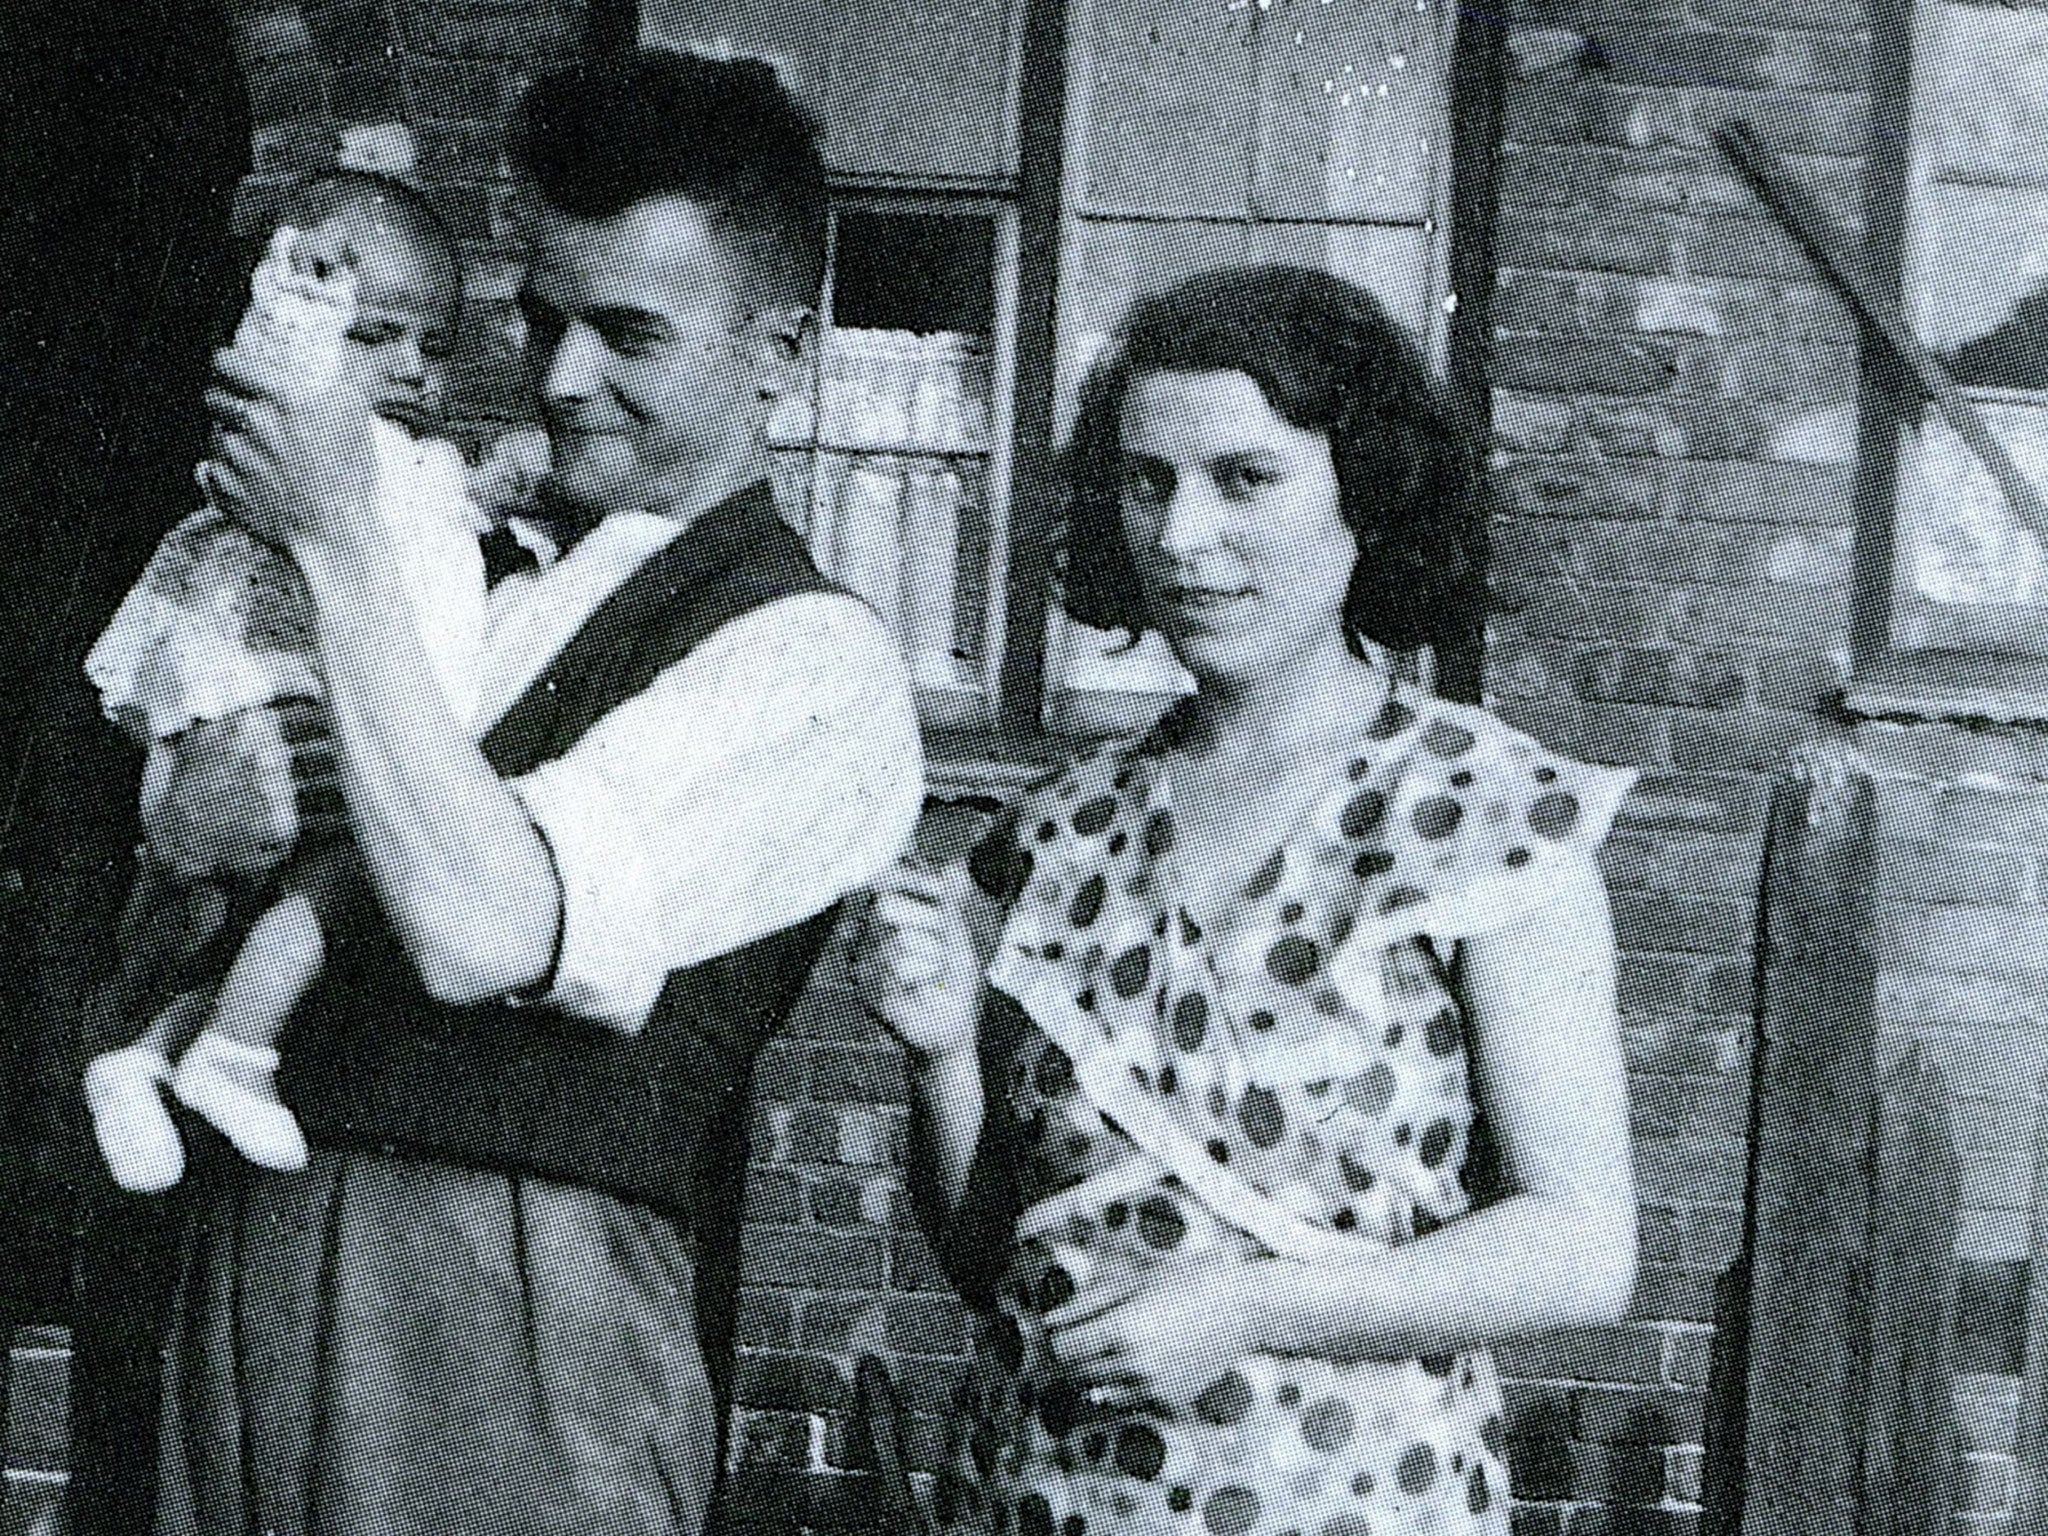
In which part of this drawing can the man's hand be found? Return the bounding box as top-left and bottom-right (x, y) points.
(202, 223), (378, 555)
(204, 351), (377, 553)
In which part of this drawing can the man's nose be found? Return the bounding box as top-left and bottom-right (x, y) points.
(387, 337), (428, 388)
(540, 322), (606, 404)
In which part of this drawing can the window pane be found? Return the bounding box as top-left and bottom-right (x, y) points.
(1910, 185), (2048, 389)
(641, 0), (1021, 182)
(1073, 0), (1261, 216)
(773, 205), (1013, 727)
(1897, 392), (2048, 615)
(1895, 0), (2048, 646)
(1250, 0), (1453, 222)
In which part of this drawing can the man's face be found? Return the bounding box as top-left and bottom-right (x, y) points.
(519, 197), (798, 518)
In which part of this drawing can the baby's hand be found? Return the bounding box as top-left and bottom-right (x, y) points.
(467, 428), (552, 519)
(232, 227), (358, 387)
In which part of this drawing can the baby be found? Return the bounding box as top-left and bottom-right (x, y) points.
(81, 170), (544, 1193)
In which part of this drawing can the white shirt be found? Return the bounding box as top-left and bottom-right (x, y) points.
(474, 507), (924, 1033)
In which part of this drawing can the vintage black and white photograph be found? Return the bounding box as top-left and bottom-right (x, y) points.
(0, 0), (2038, 1531)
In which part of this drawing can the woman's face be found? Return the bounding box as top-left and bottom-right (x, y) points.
(1118, 368), (1358, 688)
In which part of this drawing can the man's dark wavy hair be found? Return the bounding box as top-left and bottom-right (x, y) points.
(512, 47), (828, 306)
(1059, 264), (1487, 659)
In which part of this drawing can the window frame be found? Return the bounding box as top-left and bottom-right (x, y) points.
(1847, 0), (2048, 719)
(619, 0), (1507, 776)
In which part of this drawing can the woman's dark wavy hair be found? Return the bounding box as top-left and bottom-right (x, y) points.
(1058, 264), (1487, 659)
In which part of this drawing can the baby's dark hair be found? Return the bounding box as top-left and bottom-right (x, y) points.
(512, 47), (827, 306)
(1059, 264), (1488, 659)
(275, 169), (461, 286)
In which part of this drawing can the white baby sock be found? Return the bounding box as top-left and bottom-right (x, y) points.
(83, 1045), (185, 1194)
(173, 1030), (309, 1173)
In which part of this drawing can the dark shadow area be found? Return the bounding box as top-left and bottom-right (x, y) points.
(0, 3), (252, 1532)
(1948, 288), (2048, 391)
(1507, 1390), (1577, 1504)
(1954, 1257), (2027, 1377)
(1604, 1403), (1677, 1536)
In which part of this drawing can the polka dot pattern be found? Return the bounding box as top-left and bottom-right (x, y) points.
(939, 685), (1632, 1536)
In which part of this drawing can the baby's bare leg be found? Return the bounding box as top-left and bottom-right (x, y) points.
(208, 888), (325, 1049)
(207, 841), (352, 1047)
(171, 847), (351, 1173)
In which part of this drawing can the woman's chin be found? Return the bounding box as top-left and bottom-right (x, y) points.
(1158, 628), (1260, 690)
(1159, 623), (1367, 698)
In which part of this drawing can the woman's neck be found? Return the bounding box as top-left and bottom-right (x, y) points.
(1183, 639), (1391, 759)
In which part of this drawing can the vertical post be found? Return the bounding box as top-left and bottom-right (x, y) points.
(1739, 768), (1882, 1536)
(2012, 1073), (2048, 1534)
(992, 0), (1070, 739)
(1862, 1046), (1962, 1536)
(1435, 0), (1505, 709)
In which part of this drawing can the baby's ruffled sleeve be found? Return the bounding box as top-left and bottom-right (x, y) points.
(86, 511), (321, 742)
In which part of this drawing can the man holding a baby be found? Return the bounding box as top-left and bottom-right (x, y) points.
(145, 46), (922, 1535)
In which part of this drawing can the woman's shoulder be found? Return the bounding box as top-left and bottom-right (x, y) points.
(1387, 690), (1637, 849)
(967, 724), (1163, 904)
(1385, 681), (1609, 762)
(1319, 687), (1639, 944)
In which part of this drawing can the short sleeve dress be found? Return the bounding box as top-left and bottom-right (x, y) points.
(934, 683), (1636, 1536)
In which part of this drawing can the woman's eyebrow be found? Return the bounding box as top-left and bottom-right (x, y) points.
(584, 305), (673, 337)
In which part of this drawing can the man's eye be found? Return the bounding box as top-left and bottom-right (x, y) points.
(605, 328), (661, 359)
(347, 322), (400, 346)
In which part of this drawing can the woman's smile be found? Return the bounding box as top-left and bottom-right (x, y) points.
(1162, 581), (1258, 620)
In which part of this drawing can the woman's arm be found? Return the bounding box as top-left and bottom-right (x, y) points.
(858, 859), (1011, 1233)
(1048, 855), (1637, 1393)
(903, 1034), (986, 1223)
(1260, 854), (1637, 1357)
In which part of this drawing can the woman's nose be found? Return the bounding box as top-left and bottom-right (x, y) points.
(1157, 482), (1226, 557)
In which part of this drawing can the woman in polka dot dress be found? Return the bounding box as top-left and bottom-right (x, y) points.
(856, 266), (1639, 1536)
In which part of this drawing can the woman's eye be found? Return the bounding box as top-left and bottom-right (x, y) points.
(1219, 463), (1274, 497)
(1120, 465), (1171, 504)
(347, 323), (400, 346)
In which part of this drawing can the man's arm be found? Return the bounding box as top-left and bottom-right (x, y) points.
(205, 349), (561, 1004)
(205, 347), (923, 1020)
(294, 529), (563, 1003)
(510, 591), (924, 1030)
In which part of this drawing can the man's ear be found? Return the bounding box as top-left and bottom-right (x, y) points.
(747, 303), (817, 402)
